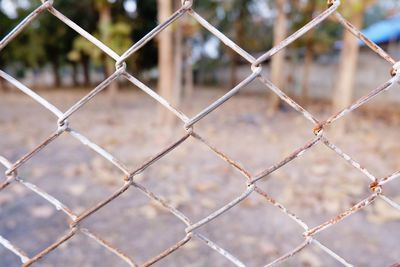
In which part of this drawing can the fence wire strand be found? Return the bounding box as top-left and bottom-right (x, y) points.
(1, 0), (399, 266)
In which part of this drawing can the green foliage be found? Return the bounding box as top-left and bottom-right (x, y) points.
(0, 0), (157, 81)
(108, 22), (133, 54)
(0, 0), (393, 84)
(68, 36), (101, 63)
(0, 6), (46, 72)
(192, 0), (273, 73)
(68, 22), (132, 64)
(288, 0), (341, 55)
(339, 0), (375, 17)
(128, 0), (157, 72)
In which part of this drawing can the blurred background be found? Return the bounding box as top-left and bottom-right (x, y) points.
(1, 0), (400, 266)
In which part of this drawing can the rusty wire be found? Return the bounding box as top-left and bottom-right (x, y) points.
(1, 0), (400, 266)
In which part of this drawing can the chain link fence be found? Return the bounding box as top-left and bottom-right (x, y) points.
(1, 0), (400, 266)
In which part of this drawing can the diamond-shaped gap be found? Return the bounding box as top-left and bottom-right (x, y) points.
(122, 9), (256, 117)
(0, 79), (60, 163)
(192, 192), (306, 266)
(314, 197), (400, 266)
(15, 132), (127, 215)
(79, 182), (188, 265)
(192, 78), (317, 174)
(255, 141), (372, 227)
(66, 81), (190, 170)
(258, 7), (394, 107)
(32, 231), (129, 267)
(323, 77), (400, 179)
(136, 136), (247, 222)
(0, 165), (69, 266)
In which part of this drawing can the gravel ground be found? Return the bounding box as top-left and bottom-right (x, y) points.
(1, 87), (400, 267)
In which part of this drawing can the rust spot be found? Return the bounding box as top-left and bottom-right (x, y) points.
(390, 67), (397, 77)
(369, 180), (380, 192)
(312, 124), (323, 135)
(327, 0), (335, 8)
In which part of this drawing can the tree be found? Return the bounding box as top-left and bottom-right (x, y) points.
(214, 0), (256, 88)
(157, 0), (177, 125)
(332, 0), (375, 133)
(41, 14), (69, 88)
(0, 5), (47, 88)
(2, 0), (156, 91)
(182, 24), (195, 98)
(97, 0), (119, 94)
(67, 0), (132, 89)
(63, 0), (98, 87)
(68, 36), (97, 87)
(0, 9), (13, 91)
(288, 0), (340, 105)
(194, 0), (269, 89)
(128, 0), (158, 75)
(299, 0), (317, 105)
(269, 0), (288, 113)
(173, 1), (183, 106)
(229, 0), (248, 88)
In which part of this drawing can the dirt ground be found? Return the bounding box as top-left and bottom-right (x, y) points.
(1, 87), (400, 267)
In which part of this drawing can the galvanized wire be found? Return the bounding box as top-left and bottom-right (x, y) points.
(1, 0), (400, 266)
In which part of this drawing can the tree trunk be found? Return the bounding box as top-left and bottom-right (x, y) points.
(0, 77), (7, 92)
(173, 5), (183, 106)
(51, 57), (61, 88)
(184, 39), (194, 98)
(157, 0), (176, 126)
(99, 4), (118, 95)
(71, 62), (79, 87)
(229, 50), (238, 88)
(81, 55), (91, 87)
(300, 0), (316, 106)
(301, 44), (313, 105)
(106, 58), (118, 95)
(229, 0), (246, 89)
(269, 0), (287, 114)
(102, 54), (109, 78)
(332, 3), (365, 134)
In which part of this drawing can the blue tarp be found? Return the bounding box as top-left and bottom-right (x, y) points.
(360, 14), (400, 45)
(335, 14), (400, 49)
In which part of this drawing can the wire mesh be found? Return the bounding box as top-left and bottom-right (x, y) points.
(1, 0), (400, 266)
